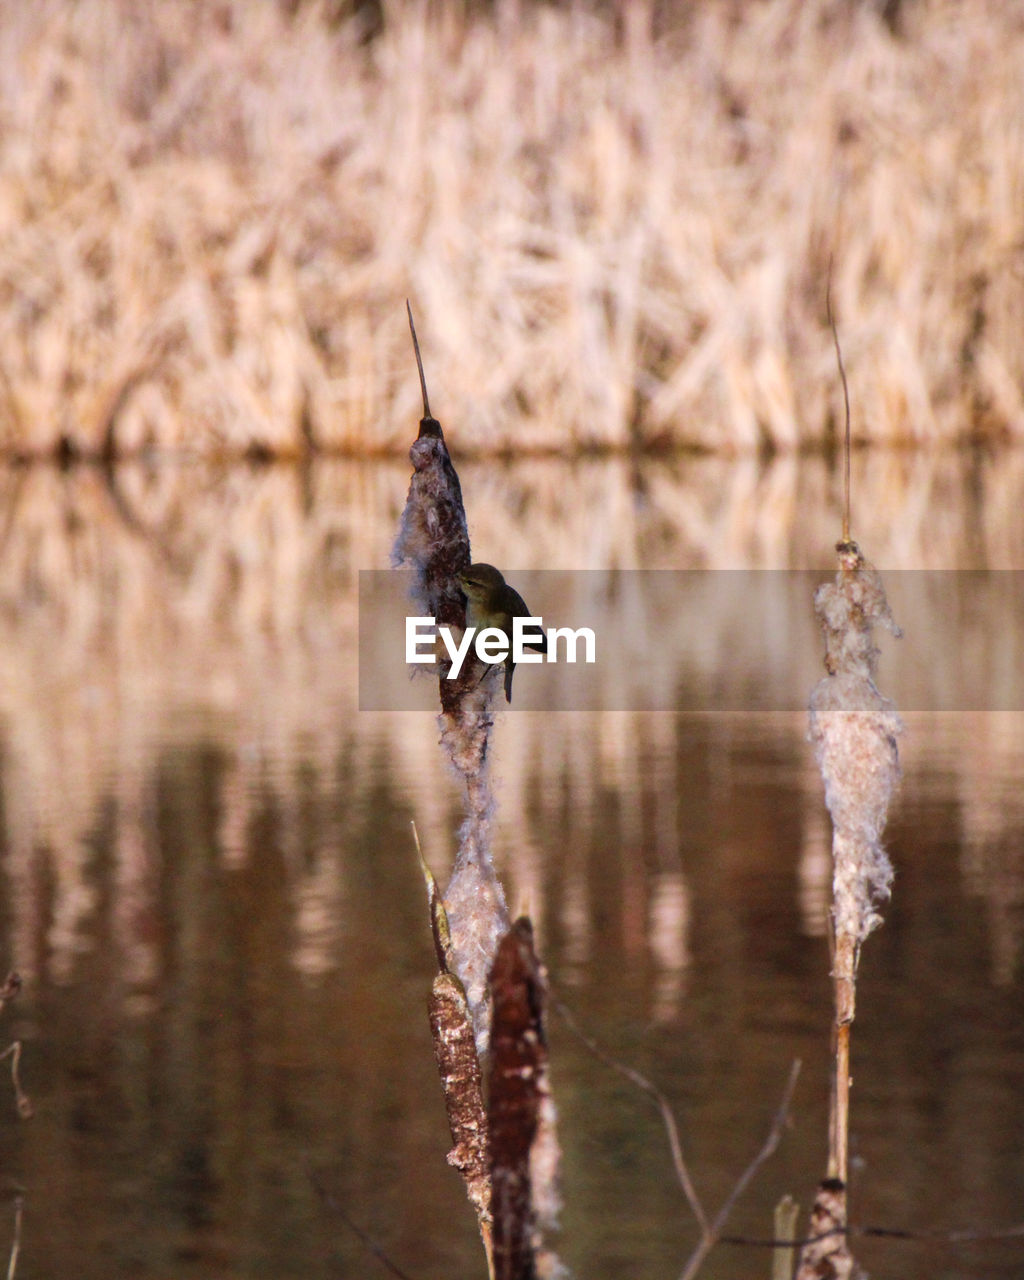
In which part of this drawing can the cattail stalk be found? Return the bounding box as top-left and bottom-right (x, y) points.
(798, 538), (901, 1279)
(394, 307), (510, 1053)
(397, 315), (561, 1279)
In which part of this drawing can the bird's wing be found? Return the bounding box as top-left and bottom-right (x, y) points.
(508, 588), (547, 652)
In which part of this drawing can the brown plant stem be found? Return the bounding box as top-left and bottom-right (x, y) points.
(828, 925), (858, 1186)
(831, 1007), (851, 1188)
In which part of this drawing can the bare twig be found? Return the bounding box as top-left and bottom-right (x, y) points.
(711, 1060), (801, 1232)
(677, 1060), (801, 1280)
(0, 1044), (31, 1119)
(5, 1197), (21, 1280)
(551, 994), (709, 1235)
(878, 1222), (1024, 1243)
(722, 1219), (1024, 1248)
(0, 974), (30, 1121)
(307, 1167), (416, 1280)
(555, 989), (802, 1280)
(862, 1221), (1024, 1243)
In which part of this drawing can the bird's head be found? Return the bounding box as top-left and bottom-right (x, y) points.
(458, 562), (507, 605)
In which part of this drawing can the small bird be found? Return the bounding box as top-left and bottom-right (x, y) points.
(458, 563), (547, 703)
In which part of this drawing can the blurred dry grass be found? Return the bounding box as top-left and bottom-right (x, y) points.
(0, 0), (1022, 456)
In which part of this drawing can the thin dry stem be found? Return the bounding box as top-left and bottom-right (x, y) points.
(0, 1043), (31, 1119)
(5, 1197), (21, 1280)
(407, 302), (432, 421)
(551, 994), (709, 1236)
(677, 1059), (802, 1280)
(555, 990), (802, 1275)
(831, 1020), (851, 1187)
(308, 1170), (416, 1280)
(721, 1215), (1024, 1250)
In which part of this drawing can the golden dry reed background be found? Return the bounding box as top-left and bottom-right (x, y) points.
(0, 0), (1021, 457)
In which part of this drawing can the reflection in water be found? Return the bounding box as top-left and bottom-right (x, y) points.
(647, 872), (692, 1023)
(955, 714), (1024, 987)
(0, 456), (1021, 1277)
(797, 806), (832, 940)
(363, 566), (1024, 712)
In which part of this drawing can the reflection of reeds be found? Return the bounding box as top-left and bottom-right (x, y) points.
(0, 456), (1022, 996)
(0, 1), (1022, 454)
(2, 455), (1023, 1275)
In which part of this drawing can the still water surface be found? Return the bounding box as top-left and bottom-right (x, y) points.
(0, 456), (1021, 1279)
